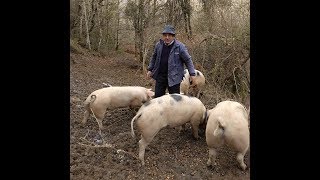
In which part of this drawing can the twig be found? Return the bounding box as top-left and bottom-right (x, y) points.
(78, 128), (138, 160)
(79, 129), (96, 146)
(98, 129), (106, 145)
(79, 137), (96, 146)
(79, 128), (106, 146)
(242, 80), (250, 93)
(89, 107), (107, 145)
(78, 142), (113, 148)
(221, 53), (233, 63)
(115, 149), (139, 160)
(233, 67), (240, 97)
(77, 142), (139, 160)
(83, 129), (90, 139)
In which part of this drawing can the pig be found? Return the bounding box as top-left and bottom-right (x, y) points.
(82, 86), (155, 130)
(130, 94), (207, 165)
(180, 69), (206, 98)
(206, 100), (249, 170)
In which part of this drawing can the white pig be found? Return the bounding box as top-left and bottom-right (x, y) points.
(206, 100), (249, 170)
(82, 86), (155, 130)
(131, 94), (207, 165)
(180, 69), (205, 98)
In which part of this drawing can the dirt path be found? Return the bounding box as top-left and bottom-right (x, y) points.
(70, 52), (250, 179)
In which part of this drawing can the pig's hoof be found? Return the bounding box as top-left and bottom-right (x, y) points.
(240, 164), (247, 171)
(207, 160), (217, 167)
(206, 160), (212, 167)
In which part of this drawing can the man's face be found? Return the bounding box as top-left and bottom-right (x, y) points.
(162, 33), (174, 44)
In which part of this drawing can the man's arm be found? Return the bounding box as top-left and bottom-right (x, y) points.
(180, 43), (196, 76)
(147, 43), (158, 71)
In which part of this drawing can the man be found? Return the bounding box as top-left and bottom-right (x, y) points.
(147, 25), (197, 98)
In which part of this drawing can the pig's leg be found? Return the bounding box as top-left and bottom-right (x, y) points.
(138, 127), (160, 166)
(96, 118), (103, 130)
(190, 122), (200, 139)
(91, 107), (106, 130)
(129, 98), (142, 113)
(206, 148), (217, 167)
(234, 133), (249, 170)
(185, 89), (189, 96)
(129, 106), (139, 114)
(94, 113), (105, 143)
(237, 152), (247, 170)
(176, 124), (186, 133)
(196, 90), (201, 98)
(82, 109), (90, 124)
(138, 137), (149, 166)
(181, 124), (186, 130)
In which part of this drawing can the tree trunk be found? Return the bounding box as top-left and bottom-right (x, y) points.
(152, 0), (156, 26)
(202, 0), (213, 32)
(83, 0), (91, 50)
(89, 0), (97, 33)
(138, 31), (144, 63)
(105, 0), (109, 46)
(97, 0), (102, 51)
(138, 0), (145, 63)
(167, 0), (173, 25)
(78, 0), (84, 40)
(187, 12), (192, 36)
(115, 0), (120, 51)
(79, 7), (83, 39)
(142, 45), (149, 74)
(183, 13), (188, 35)
(134, 33), (138, 58)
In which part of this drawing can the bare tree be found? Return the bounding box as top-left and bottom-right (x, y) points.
(97, 0), (103, 50)
(79, 2), (84, 39)
(125, 0), (152, 62)
(83, 0), (91, 50)
(115, 0), (120, 50)
(179, 0), (192, 38)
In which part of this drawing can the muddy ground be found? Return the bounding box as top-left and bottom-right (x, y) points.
(70, 51), (250, 179)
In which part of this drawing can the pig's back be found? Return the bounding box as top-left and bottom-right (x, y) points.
(143, 94), (205, 126)
(210, 101), (249, 139)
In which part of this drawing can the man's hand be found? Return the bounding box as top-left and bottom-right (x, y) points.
(146, 71), (152, 79)
(189, 75), (197, 87)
